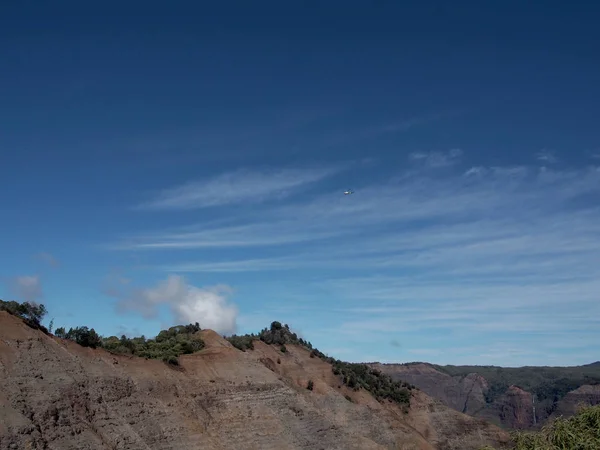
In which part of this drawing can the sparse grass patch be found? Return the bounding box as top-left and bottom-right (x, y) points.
(481, 405), (600, 449)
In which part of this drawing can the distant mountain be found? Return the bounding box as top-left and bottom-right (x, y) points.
(582, 361), (600, 368)
(368, 361), (600, 430)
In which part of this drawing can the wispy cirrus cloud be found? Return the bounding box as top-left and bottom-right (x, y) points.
(409, 148), (463, 168)
(135, 165), (348, 211)
(363, 113), (453, 136)
(121, 163), (600, 270)
(111, 157), (600, 365)
(536, 149), (558, 164)
(161, 257), (299, 273)
(319, 112), (456, 148)
(113, 221), (343, 251)
(300, 271), (600, 366)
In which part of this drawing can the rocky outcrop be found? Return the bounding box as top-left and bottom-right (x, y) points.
(553, 384), (600, 418)
(369, 363), (489, 416)
(487, 386), (534, 429)
(0, 312), (510, 450)
(372, 363), (600, 431)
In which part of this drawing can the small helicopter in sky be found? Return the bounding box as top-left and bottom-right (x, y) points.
(343, 189), (354, 195)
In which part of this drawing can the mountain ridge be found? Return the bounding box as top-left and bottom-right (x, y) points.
(369, 361), (600, 430)
(0, 311), (510, 450)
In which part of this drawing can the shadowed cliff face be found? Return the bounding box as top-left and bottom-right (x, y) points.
(0, 312), (509, 450)
(483, 386), (534, 430)
(552, 385), (600, 418)
(367, 364), (490, 417)
(370, 363), (600, 430)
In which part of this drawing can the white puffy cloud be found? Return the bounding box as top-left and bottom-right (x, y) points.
(110, 275), (238, 335)
(11, 275), (43, 303)
(34, 252), (60, 268)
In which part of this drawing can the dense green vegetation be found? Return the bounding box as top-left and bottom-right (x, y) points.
(61, 323), (206, 365)
(226, 333), (256, 351)
(0, 299), (48, 332)
(1, 300), (205, 365)
(481, 405), (600, 450)
(226, 321), (413, 407)
(429, 363), (600, 406)
(332, 360), (413, 405)
(257, 321), (313, 348)
(54, 325), (103, 348)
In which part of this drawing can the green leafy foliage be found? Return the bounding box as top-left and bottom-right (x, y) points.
(255, 321), (311, 347)
(0, 299), (48, 332)
(101, 324), (205, 362)
(54, 326), (67, 338)
(60, 326), (103, 348)
(28, 305), (207, 364)
(482, 405), (600, 450)
(226, 333), (256, 351)
(332, 361), (412, 405)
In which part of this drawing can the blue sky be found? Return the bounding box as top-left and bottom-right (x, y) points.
(1, 1), (599, 367)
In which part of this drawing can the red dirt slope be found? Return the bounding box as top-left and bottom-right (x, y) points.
(0, 312), (509, 450)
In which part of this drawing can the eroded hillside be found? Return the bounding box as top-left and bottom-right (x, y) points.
(0, 312), (510, 450)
